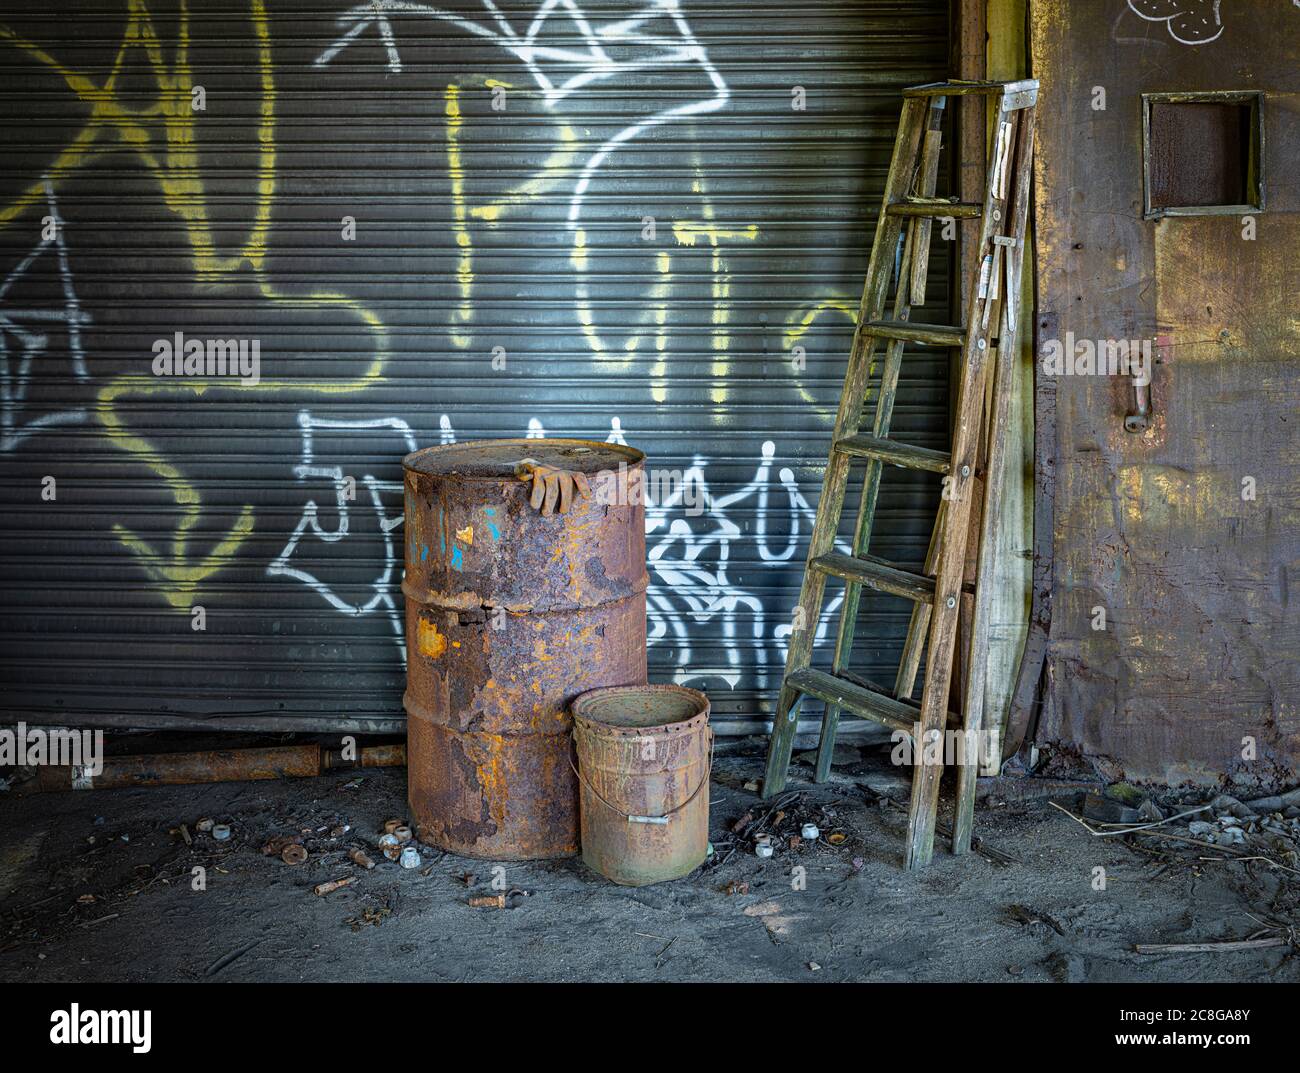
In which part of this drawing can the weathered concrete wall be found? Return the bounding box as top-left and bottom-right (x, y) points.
(1032, 2), (1300, 788)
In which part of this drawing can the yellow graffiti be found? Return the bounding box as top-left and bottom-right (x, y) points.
(570, 227), (601, 351)
(671, 220), (760, 249)
(609, 210), (759, 400)
(469, 126), (579, 221)
(469, 90), (577, 223)
(0, 0), (389, 608)
(442, 79), (581, 349)
(641, 247), (672, 400)
(562, 156), (761, 396)
(784, 297), (858, 349)
(676, 210), (759, 377)
(438, 96), (757, 377)
(97, 377), (257, 606)
(784, 297), (859, 406)
(444, 84), (474, 347)
(677, 198), (757, 402)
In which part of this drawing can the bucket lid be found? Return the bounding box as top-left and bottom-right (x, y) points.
(405, 438), (643, 479)
(572, 684), (710, 734)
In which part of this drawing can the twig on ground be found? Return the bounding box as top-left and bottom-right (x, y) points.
(1048, 799), (1212, 837)
(1135, 936), (1289, 954)
(1049, 799), (1100, 832)
(1137, 831), (1300, 876)
(1088, 804), (1213, 836)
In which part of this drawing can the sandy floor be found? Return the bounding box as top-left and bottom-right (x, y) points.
(2, 745), (1296, 983)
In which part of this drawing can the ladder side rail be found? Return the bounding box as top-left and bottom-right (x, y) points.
(902, 100), (1021, 869)
(762, 97), (929, 798)
(951, 102), (1038, 854)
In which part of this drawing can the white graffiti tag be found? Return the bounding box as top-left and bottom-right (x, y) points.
(268, 410), (425, 656)
(0, 180), (92, 452)
(275, 414), (847, 696)
(1126, 1), (1224, 45)
(646, 439), (848, 691)
(314, 0), (728, 228)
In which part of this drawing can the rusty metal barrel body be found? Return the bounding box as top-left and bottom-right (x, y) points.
(402, 439), (648, 860)
(572, 685), (711, 886)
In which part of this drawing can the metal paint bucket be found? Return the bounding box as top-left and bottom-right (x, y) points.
(402, 439), (648, 860)
(571, 685), (712, 886)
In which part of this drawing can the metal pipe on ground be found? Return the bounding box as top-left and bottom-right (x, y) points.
(23, 742), (406, 793)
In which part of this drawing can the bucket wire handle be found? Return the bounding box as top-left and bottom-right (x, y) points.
(570, 727), (713, 825)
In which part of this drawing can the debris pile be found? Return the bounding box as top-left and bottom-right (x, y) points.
(0, 788), (450, 958)
(714, 791), (855, 865)
(1062, 785), (1300, 870)
(1054, 783), (1300, 952)
(344, 905), (392, 930)
(1190, 790), (1300, 863)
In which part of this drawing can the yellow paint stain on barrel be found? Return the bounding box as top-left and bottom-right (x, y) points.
(456, 524), (473, 545)
(475, 735), (508, 830)
(417, 618), (447, 659)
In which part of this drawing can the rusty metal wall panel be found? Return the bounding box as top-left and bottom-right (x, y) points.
(1031, 2), (1300, 788)
(0, 1), (949, 733)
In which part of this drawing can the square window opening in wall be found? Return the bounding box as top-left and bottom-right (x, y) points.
(1143, 92), (1264, 218)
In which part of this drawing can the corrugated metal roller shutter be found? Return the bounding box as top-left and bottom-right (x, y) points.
(0, 0), (950, 732)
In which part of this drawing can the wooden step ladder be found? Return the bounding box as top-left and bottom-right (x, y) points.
(762, 79), (1039, 869)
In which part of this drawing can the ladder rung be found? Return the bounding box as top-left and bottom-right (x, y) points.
(786, 668), (917, 736)
(862, 319), (965, 347)
(835, 434), (951, 474)
(886, 199), (982, 219)
(904, 79), (1038, 99)
(812, 552), (935, 604)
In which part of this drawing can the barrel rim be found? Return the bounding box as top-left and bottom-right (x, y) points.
(571, 684), (710, 737)
(403, 437), (645, 479)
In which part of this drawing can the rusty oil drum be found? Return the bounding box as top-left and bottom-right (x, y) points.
(402, 439), (648, 860)
(571, 685), (712, 886)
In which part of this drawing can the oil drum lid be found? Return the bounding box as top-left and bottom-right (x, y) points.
(404, 438), (643, 478)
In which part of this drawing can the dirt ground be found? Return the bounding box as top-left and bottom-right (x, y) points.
(2, 742), (1296, 983)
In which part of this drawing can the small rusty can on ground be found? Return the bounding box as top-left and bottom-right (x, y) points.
(403, 439), (648, 860)
(572, 685), (712, 886)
